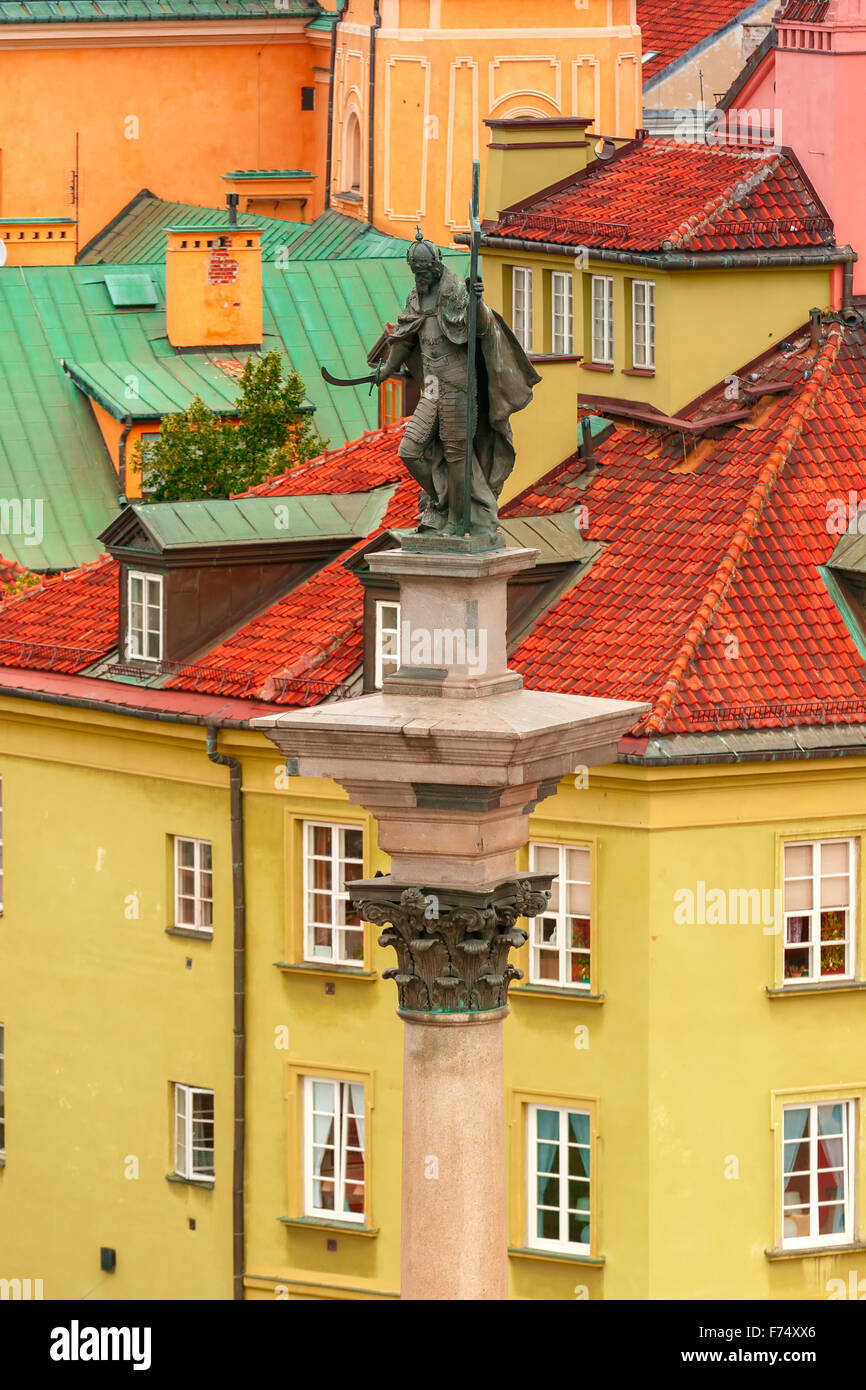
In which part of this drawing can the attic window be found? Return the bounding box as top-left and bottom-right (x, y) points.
(127, 571), (163, 662)
(104, 272), (158, 309)
(641, 50), (660, 64)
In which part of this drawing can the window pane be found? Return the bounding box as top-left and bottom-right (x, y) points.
(820, 841), (849, 875)
(785, 844), (812, 877)
(311, 825), (332, 857)
(821, 876), (849, 909)
(342, 828), (363, 861)
(568, 1111), (590, 1147)
(785, 878), (812, 911)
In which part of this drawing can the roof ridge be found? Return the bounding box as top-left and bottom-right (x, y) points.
(643, 325), (844, 735)
(663, 154), (780, 250)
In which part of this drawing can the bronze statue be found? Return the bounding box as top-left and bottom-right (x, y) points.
(322, 165), (540, 549)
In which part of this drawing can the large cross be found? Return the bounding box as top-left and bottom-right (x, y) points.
(463, 158), (482, 537)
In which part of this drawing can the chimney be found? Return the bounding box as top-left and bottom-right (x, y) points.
(165, 224), (262, 349)
(484, 117), (598, 219)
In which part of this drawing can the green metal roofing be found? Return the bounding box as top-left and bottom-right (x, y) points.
(63, 352), (297, 423)
(104, 271), (158, 307)
(78, 196), (425, 267)
(78, 192), (305, 266)
(224, 169), (313, 179)
(0, 217), (76, 225)
(0, 1), (321, 22)
(285, 209), (419, 261)
(119, 486), (395, 550)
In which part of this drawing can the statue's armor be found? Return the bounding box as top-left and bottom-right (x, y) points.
(400, 309), (468, 468)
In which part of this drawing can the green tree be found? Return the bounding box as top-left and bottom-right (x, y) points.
(131, 352), (327, 502)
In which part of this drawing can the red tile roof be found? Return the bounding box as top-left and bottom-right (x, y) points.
(639, 0), (763, 82)
(237, 422), (406, 498)
(485, 140), (832, 253)
(0, 556), (118, 672)
(507, 322), (866, 734)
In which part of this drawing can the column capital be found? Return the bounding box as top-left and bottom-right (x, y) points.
(351, 874), (552, 1015)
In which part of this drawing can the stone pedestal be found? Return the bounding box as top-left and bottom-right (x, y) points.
(253, 543), (648, 1300)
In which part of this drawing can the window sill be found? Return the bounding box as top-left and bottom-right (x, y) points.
(511, 985), (604, 1003)
(165, 926), (213, 943)
(166, 1173), (214, 1190)
(765, 1240), (866, 1262)
(274, 961), (377, 981)
(279, 1216), (378, 1238)
(766, 980), (866, 998)
(509, 1245), (605, 1268)
(529, 354), (584, 364)
(622, 367), (655, 377)
(335, 190), (363, 203)
(580, 362), (614, 373)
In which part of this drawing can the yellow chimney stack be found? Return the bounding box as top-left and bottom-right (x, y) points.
(484, 118), (599, 219)
(165, 224), (262, 349)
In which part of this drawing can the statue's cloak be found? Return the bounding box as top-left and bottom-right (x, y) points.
(386, 266), (542, 503)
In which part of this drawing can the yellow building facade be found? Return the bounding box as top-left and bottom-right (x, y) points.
(2, 693), (865, 1301)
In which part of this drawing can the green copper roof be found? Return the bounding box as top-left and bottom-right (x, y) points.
(104, 271), (158, 307)
(113, 486), (395, 550)
(63, 352), (308, 423)
(224, 169), (313, 179)
(78, 192), (305, 265)
(0, 1), (321, 22)
(78, 196), (424, 267)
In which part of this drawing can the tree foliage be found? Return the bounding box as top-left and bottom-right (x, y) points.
(131, 351), (327, 502)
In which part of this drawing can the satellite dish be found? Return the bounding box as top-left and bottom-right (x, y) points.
(0, 239), (6, 268)
(594, 138), (617, 162)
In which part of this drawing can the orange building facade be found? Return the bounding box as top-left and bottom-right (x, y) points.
(0, 11), (332, 249)
(330, 0), (642, 245)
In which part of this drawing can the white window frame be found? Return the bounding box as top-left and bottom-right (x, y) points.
(302, 821), (365, 967)
(781, 1099), (855, 1250)
(783, 838), (856, 985)
(527, 1103), (591, 1254)
(374, 599), (401, 689)
(0, 1022), (5, 1159)
(173, 1083), (214, 1181)
(127, 570), (163, 662)
(528, 841), (592, 990)
(303, 1076), (366, 1224)
(632, 279), (655, 369)
(591, 274), (614, 365)
(512, 267), (533, 353)
(551, 271), (574, 356)
(173, 836), (213, 933)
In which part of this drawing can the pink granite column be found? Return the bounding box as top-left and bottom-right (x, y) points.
(401, 1009), (508, 1301)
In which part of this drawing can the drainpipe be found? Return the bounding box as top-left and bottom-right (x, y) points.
(841, 258), (857, 321)
(206, 727), (246, 1303)
(324, 0), (349, 211)
(117, 420), (133, 503)
(367, 1), (381, 228)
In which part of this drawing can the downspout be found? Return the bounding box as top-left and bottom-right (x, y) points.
(117, 420), (133, 504)
(206, 727), (246, 1303)
(841, 257), (857, 321)
(324, 0), (349, 212)
(367, 1), (382, 228)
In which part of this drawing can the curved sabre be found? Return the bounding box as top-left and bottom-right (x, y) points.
(320, 366), (379, 388)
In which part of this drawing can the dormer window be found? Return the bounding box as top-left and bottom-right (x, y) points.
(127, 571), (163, 662)
(375, 600), (401, 688)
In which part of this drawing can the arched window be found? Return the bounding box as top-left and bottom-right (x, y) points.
(344, 111), (362, 195)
